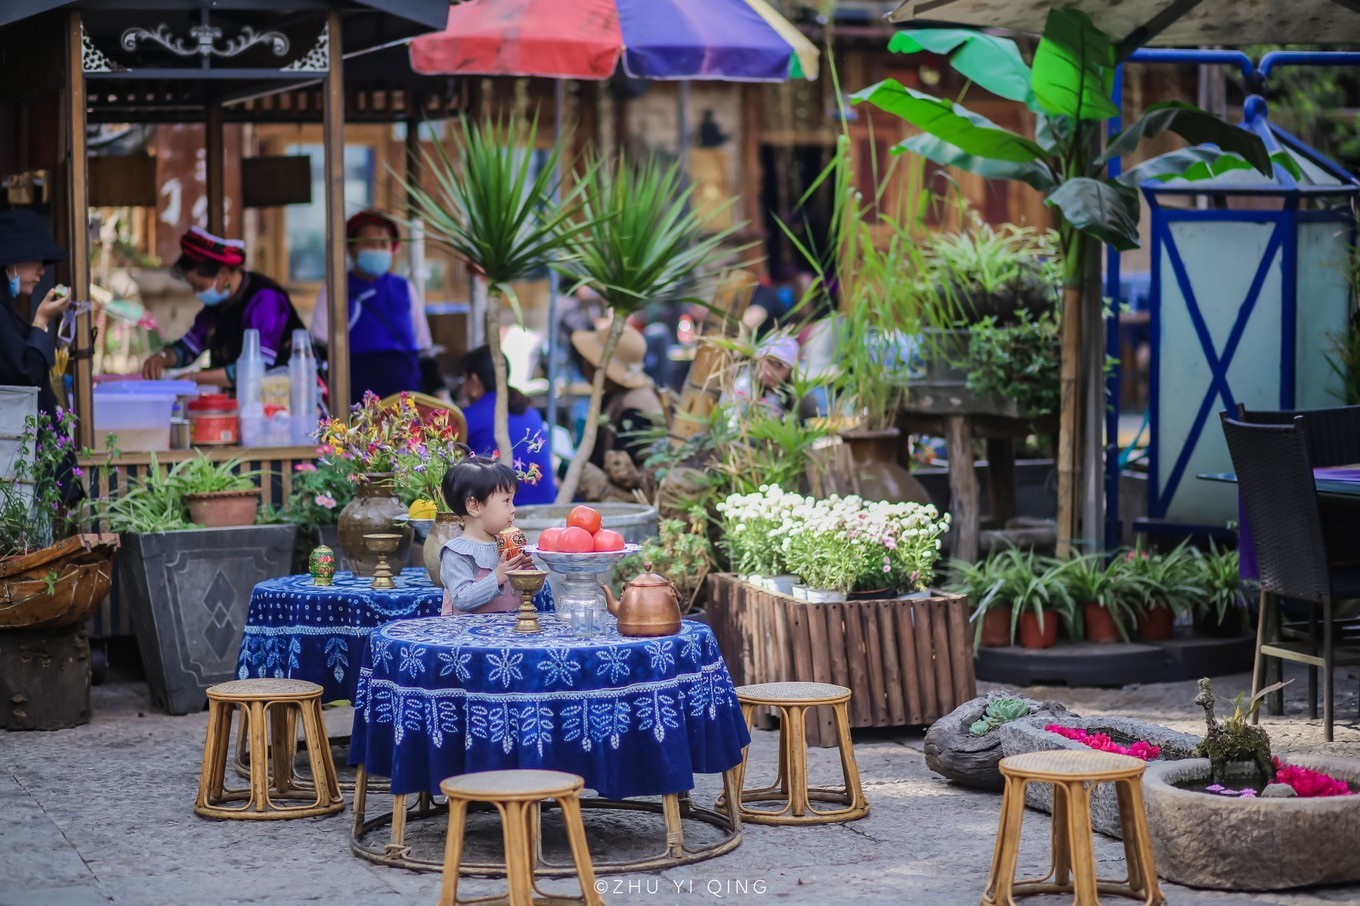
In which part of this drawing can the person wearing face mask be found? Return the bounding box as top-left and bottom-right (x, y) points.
(0, 209), (73, 421)
(141, 227), (304, 386)
(310, 211), (436, 400)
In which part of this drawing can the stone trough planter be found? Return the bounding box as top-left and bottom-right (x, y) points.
(1143, 756), (1360, 890)
(923, 691), (1073, 791)
(998, 715), (1201, 838)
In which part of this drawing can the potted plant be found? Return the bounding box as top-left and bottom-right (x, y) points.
(97, 452), (295, 715)
(949, 557), (1011, 649)
(554, 154), (742, 502)
(1061, 553), (1138, 643)
(318, 392), (425, 575)
(392, 407), (468, 584)
(1191, 545), (1248, 637)
(173, 453), (259, 528)
(1117, 543), (1203, 641)
(403, 114), (581, 470)
(974, 548), (1074, 650)
(1, 408), (118, 729)
(262, 454), (357, 565)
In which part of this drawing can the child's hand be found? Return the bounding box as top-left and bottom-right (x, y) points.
(494, 550), (533, 585)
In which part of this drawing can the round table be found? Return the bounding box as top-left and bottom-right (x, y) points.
(349, 613), (750, 874)
(235, 570), (554, 702)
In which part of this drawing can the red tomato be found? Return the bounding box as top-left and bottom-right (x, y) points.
(536, 527), (565, 552)
(593, 530), (626, 552)
(567, 505), (603, 535)
(558, 526), (595, 553)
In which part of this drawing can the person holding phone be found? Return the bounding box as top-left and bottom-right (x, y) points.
(0, 209), (72, 421)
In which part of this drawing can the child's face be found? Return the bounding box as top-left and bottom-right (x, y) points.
(467, 488), (516, 533)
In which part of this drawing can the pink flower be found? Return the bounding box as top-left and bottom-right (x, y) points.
(1045, 725), (1161, 761)
(314, 494), (337, 509)
(1273, 758), (1353, 797)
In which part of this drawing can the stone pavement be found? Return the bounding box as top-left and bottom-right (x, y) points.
(3, 664), (1359, 906)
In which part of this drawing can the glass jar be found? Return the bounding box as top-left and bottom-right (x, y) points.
(187, 394), (239, 446)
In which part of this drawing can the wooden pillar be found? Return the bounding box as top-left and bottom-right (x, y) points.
(322, 11), (350, 413)
(205, 103), (226, 235)
(945, 415), (978, 563)
(65, 12), (92, 447)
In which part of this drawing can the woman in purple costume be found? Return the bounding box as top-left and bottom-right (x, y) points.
(141, 227), (303, 388)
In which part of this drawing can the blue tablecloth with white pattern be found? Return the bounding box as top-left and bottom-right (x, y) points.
(235, 571), (553, 703)
(349, 614), (751, 799)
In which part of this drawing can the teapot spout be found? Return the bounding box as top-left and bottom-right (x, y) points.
(600, 583), (620, 616)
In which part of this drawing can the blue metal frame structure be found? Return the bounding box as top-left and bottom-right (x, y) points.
(1109, 49), (1360, 540)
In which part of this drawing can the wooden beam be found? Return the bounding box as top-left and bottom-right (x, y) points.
(322, 10), (350, 414)
(66, 11), (92, 448)
(205, 103), (226, 235)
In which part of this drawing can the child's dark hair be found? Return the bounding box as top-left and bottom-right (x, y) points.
(441, 455), (519, 516)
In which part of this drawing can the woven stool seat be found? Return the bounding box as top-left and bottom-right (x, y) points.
(207, 678), (323, 700)
(438, 770), (601, 906)
(195, 679), (342, 821)
(719, 680), (868, 825)
(983, 751), (1165, 906)
(737, 681), (850, 704)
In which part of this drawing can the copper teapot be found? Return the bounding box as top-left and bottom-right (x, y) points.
(600, 562), (682, 637)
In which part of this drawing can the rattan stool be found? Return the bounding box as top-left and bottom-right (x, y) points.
(984, 750), (1165, 906)
(438, 769), (602, 906)
(195, 678), (343, 820)
(718, 681), (869, 825)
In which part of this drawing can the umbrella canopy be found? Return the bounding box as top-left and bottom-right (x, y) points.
(410, 0), (818, 81)
(887, 0), (1360, 47)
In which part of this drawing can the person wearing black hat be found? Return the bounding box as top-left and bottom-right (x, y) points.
(310, 210), (442, 400)
(0, 209), (72, 421)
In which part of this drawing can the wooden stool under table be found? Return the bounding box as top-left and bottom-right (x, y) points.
(195, 678), (343, 820)
(984, 749), (1165, 906)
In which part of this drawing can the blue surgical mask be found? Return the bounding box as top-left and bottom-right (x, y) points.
(197, 284), (230, 307)
(355, 249), (392, 277)
(5, 269), (18, 298)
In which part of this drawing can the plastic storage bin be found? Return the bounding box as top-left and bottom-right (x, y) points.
(92, 380), (198, 452)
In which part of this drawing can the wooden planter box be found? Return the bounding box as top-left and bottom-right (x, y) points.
(706, 574), (976, 746)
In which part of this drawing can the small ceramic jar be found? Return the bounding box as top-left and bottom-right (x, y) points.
(309, 544), (337, 586)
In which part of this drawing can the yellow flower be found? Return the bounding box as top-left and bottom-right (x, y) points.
(408, 498), (437, 520)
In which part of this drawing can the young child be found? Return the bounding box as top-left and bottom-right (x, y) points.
(439, 456), (533, 615)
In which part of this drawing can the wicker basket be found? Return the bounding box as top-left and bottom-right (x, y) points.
(0, 533), (119, 630)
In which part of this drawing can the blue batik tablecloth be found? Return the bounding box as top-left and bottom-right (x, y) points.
(235, 570), (553, 702)
(349, 614), (751, 800)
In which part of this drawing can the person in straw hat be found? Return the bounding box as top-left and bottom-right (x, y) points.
(570, 320), (665, 471)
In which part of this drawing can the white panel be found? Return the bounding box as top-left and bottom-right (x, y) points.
(1156, 219), (1282, 525)
(1295, 221), (1353, 409)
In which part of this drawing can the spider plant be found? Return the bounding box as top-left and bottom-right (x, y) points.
(1114, 541), (1207, 618)
(172, 453), (258, 496)
(1191, 544), (1246, 630)
(400, 114), (586, 466)
(97, 453), (196, 534)
(950, 548), (1076, 646)
(554, 153), (744, 502)
(1061, 552), (1139, 641)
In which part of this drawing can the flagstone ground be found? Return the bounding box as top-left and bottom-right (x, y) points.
(3, 662), (1358, 906)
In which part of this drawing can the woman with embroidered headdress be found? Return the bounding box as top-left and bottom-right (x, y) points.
(310, 210), (438, 400)
(141, 227), (304, 386)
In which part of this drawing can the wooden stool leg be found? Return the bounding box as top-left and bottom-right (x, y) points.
(558, 795), (603, 906)
(720, 765), (743, 834)
(352, 764), (369, 835)
(247, 700), (270, 813)
(196, 701), (227, 811)
(299, 697), (341, 806)
(982, 776), (1026, 906)
(437, 798), (469, 906)
(831, 700), (868, 814)
(783, 705), (810, 818)
(1115, 778), (1169, 903)
(268, 702), (294, 796)
(1065, 782), (1099, 906)
(1048, 780), (1072, 889)
(662, 793), (685, 858)
(499, 801), (536, 906)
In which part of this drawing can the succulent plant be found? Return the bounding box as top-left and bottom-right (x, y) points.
(968, 697), (1032, 737)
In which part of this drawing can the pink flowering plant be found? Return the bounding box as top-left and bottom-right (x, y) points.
(1046, 725), (1162, 761)
(1204, 759), (1353, 798)
(1, 408), (117, 557)
(266, 454), (357, 528)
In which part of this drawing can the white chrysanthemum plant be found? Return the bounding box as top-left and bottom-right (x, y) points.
(719, 485), (951, 597)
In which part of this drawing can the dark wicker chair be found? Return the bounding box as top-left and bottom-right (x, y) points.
(1235, 403), (1360, 468)
(1220, 414), (1360, 742)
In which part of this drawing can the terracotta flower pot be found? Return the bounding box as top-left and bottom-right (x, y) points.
(184, 489), (259, 528)
(337, 473), (413, 577)
(1083, 603), (1121, 643)
(422, 512), (463, 585)
(1137, 602), (1175, 641)
(1017, 610), (1058, 649)
(979, 608), (1011, 647)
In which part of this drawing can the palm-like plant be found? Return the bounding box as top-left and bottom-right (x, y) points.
(851, 9), (1288, 551)
(401, 115), (584, 466)
(554, 154), (743, 502)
